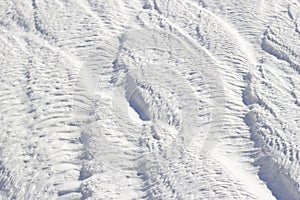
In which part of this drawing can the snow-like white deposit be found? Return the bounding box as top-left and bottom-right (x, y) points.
(0, 0), (300, 199)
